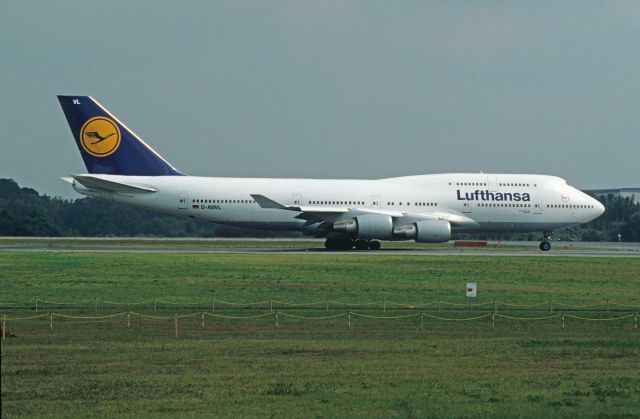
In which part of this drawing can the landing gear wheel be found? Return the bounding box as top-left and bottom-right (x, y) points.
(539, 231), (552, 252)
(539, 241), (551, 251)
(325, 237), (354, 250)
(324, 238), (338, 250)
(368, 240), (381, 250)
(354, 239), (369, 250)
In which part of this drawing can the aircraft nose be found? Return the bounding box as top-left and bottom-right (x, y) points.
(594, 199), (605, 217)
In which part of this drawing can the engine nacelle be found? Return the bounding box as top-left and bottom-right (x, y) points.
(333, 214), (393, 239)
(393, 220), (451, 243)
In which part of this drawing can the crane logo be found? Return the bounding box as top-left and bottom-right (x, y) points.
(80, 117), (121, 157)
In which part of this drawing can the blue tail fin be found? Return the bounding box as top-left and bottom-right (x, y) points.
(58, 96), (184, 176)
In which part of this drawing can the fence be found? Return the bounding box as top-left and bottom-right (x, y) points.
(0, 297), (639, 312)
(1, 309), (638, 340)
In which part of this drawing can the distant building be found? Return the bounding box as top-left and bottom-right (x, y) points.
(584, 188), (640, 202)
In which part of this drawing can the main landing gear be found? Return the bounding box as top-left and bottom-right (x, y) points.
(324, 237), (381, 251)
(539, 232), (552, 251)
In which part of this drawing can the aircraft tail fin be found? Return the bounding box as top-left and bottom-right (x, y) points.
(57, 96), (184, 176)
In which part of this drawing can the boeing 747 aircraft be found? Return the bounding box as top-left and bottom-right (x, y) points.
(58, 96), (605, 251)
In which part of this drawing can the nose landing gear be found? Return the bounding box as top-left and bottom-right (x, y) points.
(539, 232), (552, 251)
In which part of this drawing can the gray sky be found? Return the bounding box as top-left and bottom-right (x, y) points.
(1, 1), (639, 199)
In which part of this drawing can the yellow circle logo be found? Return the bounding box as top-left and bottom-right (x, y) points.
(80, 117), (121, 157)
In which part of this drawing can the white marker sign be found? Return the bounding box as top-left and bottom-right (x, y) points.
(466, 282), (477, 298)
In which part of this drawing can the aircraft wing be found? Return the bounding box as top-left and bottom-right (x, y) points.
(68, 175), (157, 195)
(250, 194), (478, 227)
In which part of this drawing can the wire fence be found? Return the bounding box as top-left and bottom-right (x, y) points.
(1, 309), (638, 340)
(0, 297), (638, 313)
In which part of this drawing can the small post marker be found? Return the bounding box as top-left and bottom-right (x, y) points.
(635, 313), (638, 332)
(270, 300), (273, 313)
(492, 311), (495, 329)
(550, 299), (553, 313)
(275, 311), (279, 329)
(35, 298), (38, 313)
(562, 313), (565, 331)
(201, 312), (205, 329)
(127, 312), (130, 329)
(326, 297), (329, 311)
(494, 299), (497, 313)
(212, 298), (215, 312)
(175, 314), (179, 339)
(466, 282), (477, 311)
(49, 312), (53, 333)
(348, 312), (351, 330)
(420, 312), (424, 330)
(383, 299), (386, 313)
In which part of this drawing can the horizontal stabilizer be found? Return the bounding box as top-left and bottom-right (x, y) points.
(72, 175), (157, 194)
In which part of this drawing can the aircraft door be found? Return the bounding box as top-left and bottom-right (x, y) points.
(487, 175), (498, 192)
(178, 194), (188, 210)
(371, 195), (381, 209)
(462, 201), (472, 213)
(534, 199), (542, 214)
(293, 194), (303, 205)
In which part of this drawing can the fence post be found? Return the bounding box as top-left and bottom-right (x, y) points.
(550, 299), (553, 313)
(348, 312), (351, 330)
(201, 312), (205, 329)
(35, 298), (38, 313)
(2, 315), (5, 340)
(270, 300), (273, 313)
(212, 298), (215, 312)
(562, 313), (565, 331)
(635, 313), (638, 332)
(175, 314), (179, 339)
(49, 312), (53, 333)
(127, 312), (130, 328)
(326, 297), (329, 311)
(494, 299), (497, 313)
(420, 312), (424, 330)
(275, 311), (279, 329)
(606, 299), (609, 312)
(383, 299), (386, 313)
(492, 311), (495, 329)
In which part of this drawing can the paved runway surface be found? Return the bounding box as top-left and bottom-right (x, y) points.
(1, 239), (638, 257)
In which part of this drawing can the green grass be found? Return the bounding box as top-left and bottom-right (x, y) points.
(1, 251), (640, 418)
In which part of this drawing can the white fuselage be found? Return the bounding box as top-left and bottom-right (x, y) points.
(72, 173), (604, 237)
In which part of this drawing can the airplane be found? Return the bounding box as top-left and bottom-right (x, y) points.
(58, 96), (605, 251)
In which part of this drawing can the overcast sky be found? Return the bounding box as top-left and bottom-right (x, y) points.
(1, 1), (639, 198)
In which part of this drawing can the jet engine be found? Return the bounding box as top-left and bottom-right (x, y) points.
(393, 220), (451, 243)
(333, 214), (393, 239)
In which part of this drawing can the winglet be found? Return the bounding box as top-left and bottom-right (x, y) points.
(251, 194), (293, 210)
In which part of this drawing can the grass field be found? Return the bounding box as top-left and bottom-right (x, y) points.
(1, 249), (639, 418)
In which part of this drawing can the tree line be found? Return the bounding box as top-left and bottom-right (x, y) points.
(1, 178), (638, 241)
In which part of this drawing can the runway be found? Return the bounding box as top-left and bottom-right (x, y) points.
(0, 238), (638, 257)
